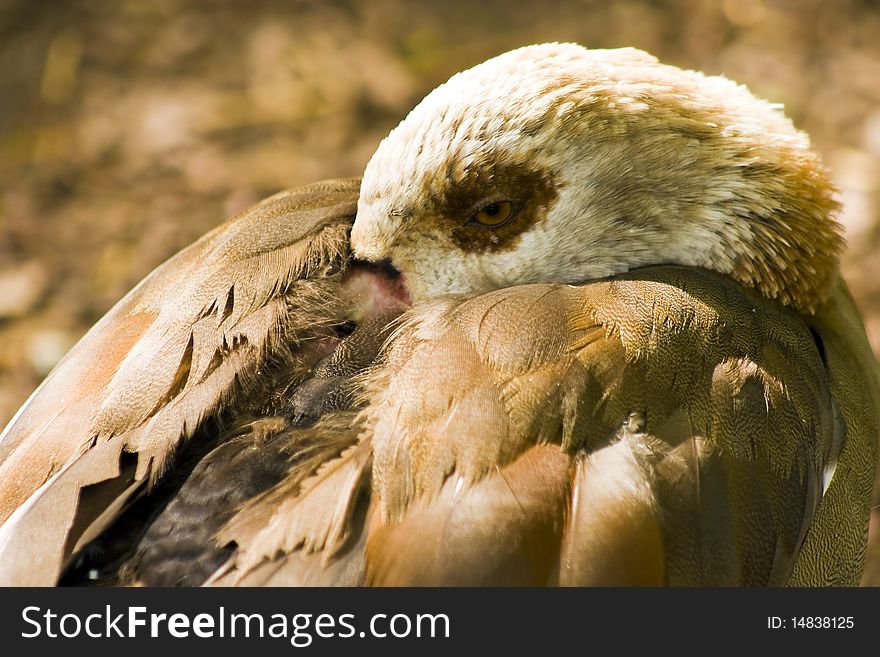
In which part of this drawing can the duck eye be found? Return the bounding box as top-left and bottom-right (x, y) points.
(470, 200), (515, 227)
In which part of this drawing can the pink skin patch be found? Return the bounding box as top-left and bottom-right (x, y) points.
(341, 260), (412, 318)
(303, 261), (411, 363)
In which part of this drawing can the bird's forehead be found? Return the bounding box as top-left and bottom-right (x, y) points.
(361, 43), (617, 210)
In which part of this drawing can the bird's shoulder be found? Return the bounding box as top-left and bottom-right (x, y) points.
(368, 264), (833, 481)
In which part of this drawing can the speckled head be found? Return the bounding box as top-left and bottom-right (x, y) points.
(352, 43), (842, 313)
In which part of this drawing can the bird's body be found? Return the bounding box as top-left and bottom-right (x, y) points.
(356, 268), (877, 585)
(0, 44), (877, 586)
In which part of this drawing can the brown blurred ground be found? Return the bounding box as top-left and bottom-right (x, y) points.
(1, 0), (879, 584)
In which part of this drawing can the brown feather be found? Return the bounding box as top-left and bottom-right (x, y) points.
(2, 187), (875, 587)
(217, 266), (873, 586)
(0, 179), (361, 585)
(350, 267), (848, 585)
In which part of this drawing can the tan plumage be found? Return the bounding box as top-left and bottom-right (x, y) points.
(1, 44), (878, 587)
(213, 268), (877, 585)
(0, 179), (363, 585)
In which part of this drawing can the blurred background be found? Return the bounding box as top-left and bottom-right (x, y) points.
(1, 0), (879, 583)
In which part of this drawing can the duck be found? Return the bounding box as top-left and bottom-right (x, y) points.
(0, 43), (876, 586)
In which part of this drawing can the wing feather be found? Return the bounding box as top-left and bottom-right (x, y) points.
(218, 267), (842, 585)
(0, 179), (361, 584)
(354, 267), (833, 585)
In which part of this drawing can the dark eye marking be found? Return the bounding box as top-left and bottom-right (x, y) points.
(440, 162), (559, 253)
